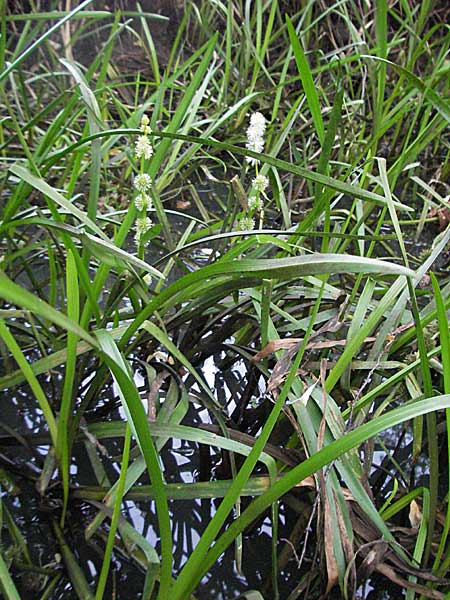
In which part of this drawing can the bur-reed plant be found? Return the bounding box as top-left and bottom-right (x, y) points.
(0, 1), (449, 599)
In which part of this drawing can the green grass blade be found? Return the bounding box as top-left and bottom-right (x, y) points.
(8, 164), (106, 239)
(53, 521), (94, 600)
(44, 128), (414, 211)
(94, 330), (172, 598)
(170, 282), (325, 599)
(363, 55), (450, 125)
(57, 249), (80, 526)
(94, 425), (131, 600)
(122, 254), (415, 349)
(0, 548), (21, 600)
(374, 0), (387, 135)
(431, 272), (450, 570)
(0, 270), (97, 347)
(0, 0), (94, 84)
(197, 394), (450, 592)
(0, 319), (58, 446)
(286, 14), (324, 145)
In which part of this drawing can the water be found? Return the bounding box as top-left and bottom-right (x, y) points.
(0, 370), (306, 599)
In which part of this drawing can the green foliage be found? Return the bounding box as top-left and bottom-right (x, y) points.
(0, 1), (449, 598)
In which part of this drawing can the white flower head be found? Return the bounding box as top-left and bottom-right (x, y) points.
(134, 216), (153, 245)
(246, 155), (260, 167)
(248, 195), (264, 212)
(135, 193), (152, 212)
(140, 114), (152, 135)
(135, 135), (154, 160)
(239, 216), (255, 231)
(143, 273), (153, 286)
(136, 216), (153, 235)
(134, 173), (152, 192)
(246, 138), (265, 153)
(252, 174), (269, 193)
(246, 111), (266, 166)
(249, 112), (266, 134)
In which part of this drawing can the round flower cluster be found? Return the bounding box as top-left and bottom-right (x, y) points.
(134, 173), (152, 192)
(134, 193), (152, 212)
(134, 215), (153, 245)
(252, 174), (269, 193)
(248, 195), (264, 212)
(133, 114), (154, 246)
(247, 173), (269, 214)
(239, 216), (255, 231)
(135, 114), (153, 159)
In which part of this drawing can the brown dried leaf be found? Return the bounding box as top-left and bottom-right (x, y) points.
(357, 541), (389, 581)
(251, 338), (301, 364)
(323, 490), (339, 594)
(175, 199), (192, 210)
(147, 370), (170, 423)
(334, 493), (356, 597)
(376, 563), (445, 599)
(429, 205), (450, 231)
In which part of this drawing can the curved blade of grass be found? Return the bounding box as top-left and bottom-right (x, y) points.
(118, 253), (414, 354)
(82, 233), (164, 279)
(53, 521), (94, 600)
(115, 515), (160, 597)
(431, 272), (450, 570)
(0, 324), (127, 391)
(0, 551), (21, 600)
(0, 215), (164, 280)
(76, 476), (281, 501)
(88, 422), (277, 475)
(84, 381), (190, 541)
(0, 271), (97, 347)
(95, 424), (131, 600)
(372, 226), (450, 358)
(170, 279), (325, 600)
(60, 59), (102, 223)
(94, 330), (172, 598)
(325, 272), (407, 392)
(363, 55), (450, 124)
(43, 129), (413, 211)
(122, 254), (414, 351)
(317, 78), (344, 247)
(5, 11), (168, 22)
(286, 14), (324, 144)
(8, 164), (106, 239)
(0, 320), (58, 446)
(84, 415), (278, 541)
(406, 488), (429, 600)
(58, 249), (79, 525)
(0, 0), (94, 84)
(181, 394), (450, 597)
(378, 156), (438, 561)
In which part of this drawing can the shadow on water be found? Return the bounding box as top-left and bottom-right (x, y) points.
(0, 370), (308, 599)
(1, 336), (430, 599)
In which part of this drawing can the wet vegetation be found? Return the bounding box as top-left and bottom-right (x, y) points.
(0, 0), (449, 598)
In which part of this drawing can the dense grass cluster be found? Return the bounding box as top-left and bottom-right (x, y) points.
(0, 0), (449, 598)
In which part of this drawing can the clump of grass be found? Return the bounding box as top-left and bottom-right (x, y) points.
(0, 1), (449, 599)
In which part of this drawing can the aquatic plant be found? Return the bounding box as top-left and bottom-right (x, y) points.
(0, 1), (449, 599)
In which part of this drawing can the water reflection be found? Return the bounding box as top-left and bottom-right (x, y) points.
(0, 348), (422, 599)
